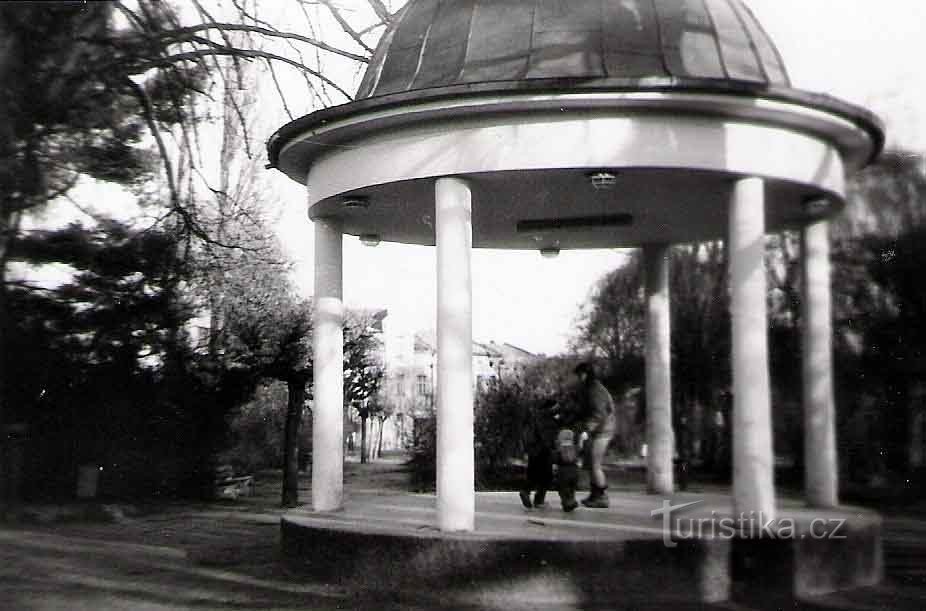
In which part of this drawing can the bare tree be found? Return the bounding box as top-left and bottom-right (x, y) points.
(344, 311), (385, 464)
(0, 0), (398, 489)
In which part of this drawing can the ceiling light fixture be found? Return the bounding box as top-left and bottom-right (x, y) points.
(342, 196), (370, 209)
(588, 170), (619, 191)
(802, 195), (830, 216)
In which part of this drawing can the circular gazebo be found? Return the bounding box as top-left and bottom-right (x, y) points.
(268, 0), (883, 532)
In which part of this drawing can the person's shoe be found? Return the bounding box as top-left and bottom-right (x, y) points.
(580, 485), (599, 505)
(533, 491), (547, 507)
(562, 498), (579, 512)
(581, 486), (610, 508)
(519, 490), (532, 509)
(581, 493), (609, 508)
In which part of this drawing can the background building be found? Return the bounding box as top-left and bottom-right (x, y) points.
(373, 315), (537, 452)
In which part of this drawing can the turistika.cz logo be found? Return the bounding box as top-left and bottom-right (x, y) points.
(650, 500), (848, 548)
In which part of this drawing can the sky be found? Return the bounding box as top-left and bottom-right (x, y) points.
(269, 0), (926, 356)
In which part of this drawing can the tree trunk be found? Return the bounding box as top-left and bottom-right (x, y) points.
(376, 416), (386, 459)
(360, 414), (368, 464)
(367, 418), (375, 461)
(282, 376), (306, 508)
(0, 14), (24, 502)
(368, 418), (378, 461)
(0, 211), (9, 504)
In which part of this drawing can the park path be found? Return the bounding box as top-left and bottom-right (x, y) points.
(0, 459), (435, 610)
(2, 460), (926, 610)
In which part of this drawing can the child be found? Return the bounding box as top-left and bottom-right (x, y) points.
(519, 399), (558, 508)
(555, 427), (581, 512)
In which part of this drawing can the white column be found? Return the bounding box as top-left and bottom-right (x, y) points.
(802, 220), (838, 508)
(728, 177), (776, 520)
(435, 176), (475, 532)
(644, 243), (674, 495)
(312, 219), (344, 512)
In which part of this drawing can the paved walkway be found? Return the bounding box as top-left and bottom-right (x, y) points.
(288, 486), (879, 543)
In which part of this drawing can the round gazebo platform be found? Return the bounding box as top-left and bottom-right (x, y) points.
(281, 489), (882, 607)
(269, 0), (885, 603)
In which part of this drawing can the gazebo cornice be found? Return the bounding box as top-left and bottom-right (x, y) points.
(268, 78), (884, 183)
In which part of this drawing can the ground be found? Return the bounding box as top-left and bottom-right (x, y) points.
(2, 457), (926, 610)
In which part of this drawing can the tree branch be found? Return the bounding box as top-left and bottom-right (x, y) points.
(157, 21), (370, 64)
(3, 279), (59, 295)
(125, 77), (255, 252)
(191, 0), (244, 87)
(300, 2), (336, 107)
(318, 0), (376, 55)
(137, 49), (354, 101)
(365, 0), (396, 27)
(265, 59), (295, 120)
(124, 77), (181, 212)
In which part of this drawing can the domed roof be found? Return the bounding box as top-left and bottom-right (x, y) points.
(269, 0), (884, 176)
(267, 0), (885, 251)
(357, 0), (790, 99)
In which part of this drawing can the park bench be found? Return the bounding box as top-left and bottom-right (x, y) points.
(212, 464), (254, 500)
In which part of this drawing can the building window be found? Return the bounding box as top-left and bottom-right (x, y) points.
(416, 374), (428, 396)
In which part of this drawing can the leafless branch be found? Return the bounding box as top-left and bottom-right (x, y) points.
(138, 49), (354, 101)
(191, 0), (245, 90)
(62, 195), (107, 224)
(112, 2), (148, 33)
(157, 21), (370, 64)
(4, 280), (59, 295)
(301, 3), (335, 107)
(125, 77), (184, 223)
(357, 22), (387, 37)
(266, 59), (295, 121)
(366, 0), (396, 26)
(45, 173), (81, 203)
(125, 77), (255, 252)
(318, 0), (376, 55)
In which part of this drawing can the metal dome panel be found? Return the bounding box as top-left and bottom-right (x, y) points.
(356, 0), (790, 99)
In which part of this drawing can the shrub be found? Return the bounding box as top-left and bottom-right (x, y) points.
(407, 412), (436, 491)
(474, 382), (531, 487)
(219, 381), (311, 474)
(405, 356), (614, 490)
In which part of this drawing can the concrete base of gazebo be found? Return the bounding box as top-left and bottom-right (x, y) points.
(280, 490), (882, 608)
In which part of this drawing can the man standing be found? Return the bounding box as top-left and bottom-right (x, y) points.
(574, 362), (617, 508)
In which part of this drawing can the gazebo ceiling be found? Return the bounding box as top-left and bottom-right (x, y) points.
(268, 0), (885, 249)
